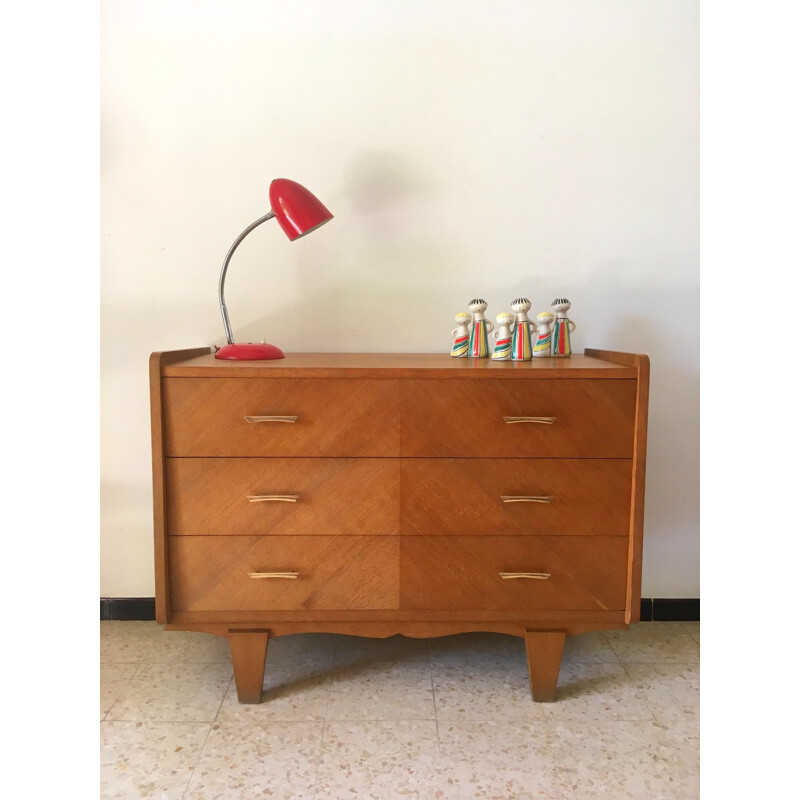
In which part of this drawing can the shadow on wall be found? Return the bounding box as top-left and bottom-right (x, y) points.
(234, 149), (478, 351)
(581, 278), (700, 592)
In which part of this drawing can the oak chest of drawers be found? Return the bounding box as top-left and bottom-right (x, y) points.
(149, 348), (649, 702)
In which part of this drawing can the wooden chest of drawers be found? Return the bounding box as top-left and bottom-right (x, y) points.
(150, 349), (649, 702)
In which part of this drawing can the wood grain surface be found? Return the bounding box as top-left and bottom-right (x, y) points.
(162, 377), (401, 457)
(151, 346), (650, 704)
(161, 351), (638, 379)
(163, 376), (635, 458)
(168, 535), (399, 611)
(399, 536), (628, 612)
(401, 378), (636, 458)
(165, 457), (631, 536)
(586, 348), (650, 623)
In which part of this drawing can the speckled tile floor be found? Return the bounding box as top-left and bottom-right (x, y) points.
(100, 622), (699, 799)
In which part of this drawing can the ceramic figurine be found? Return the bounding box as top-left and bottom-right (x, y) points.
(550, 297), (576, 357)
(468, 298), (493, 358)
(510, 297), (534, 361)
(532, 311), (554, 358)
(450, 312), (471, 358)
(492, 312), (514, 360)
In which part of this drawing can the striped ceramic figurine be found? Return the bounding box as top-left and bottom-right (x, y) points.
(492, 312), (514, 360)
(450, 312), (471, 358)
(551, 298), (576, 357)
(510, 297), (534, 361)
(468, 298), (493, 358)
(532, 310), (554, 358)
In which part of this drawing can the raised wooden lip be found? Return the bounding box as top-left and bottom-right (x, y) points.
(158, 349), (638, 379)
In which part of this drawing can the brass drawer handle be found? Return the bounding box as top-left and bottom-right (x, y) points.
(245, 415), (298, 423)
(503, 416), (556, 424)
(499, 572), (551, 580)
(247, 495), (299, 503)
(248, 571), (300, 579)
(501, 496), (553, 504)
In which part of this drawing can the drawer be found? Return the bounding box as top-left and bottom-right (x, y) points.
(166, 458), (399, 535)
(402, 459), (631, 535)
(168, 536), (399, 611)
(400, 536), (628, 611)
(166, 458), (630, 536)
(162, 378), (401, 456)
(401, 379), (636, 457)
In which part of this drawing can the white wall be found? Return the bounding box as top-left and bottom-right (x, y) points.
(101, 0), (698, 597)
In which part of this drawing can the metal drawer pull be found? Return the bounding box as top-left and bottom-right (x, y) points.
(503, 416), (556, 424)
(248, 571), (300, 579)
(501, 496), (553, 504)
(247, 495), (299, 503)
(245, 415), (298, 423)
(499, 572), (551, 580)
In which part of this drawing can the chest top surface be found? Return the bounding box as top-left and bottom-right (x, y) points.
(159, 351), (638, 379)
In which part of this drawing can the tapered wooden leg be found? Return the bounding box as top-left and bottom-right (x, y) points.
(228, 629), (269, 704)
(524, 630), (566, 702)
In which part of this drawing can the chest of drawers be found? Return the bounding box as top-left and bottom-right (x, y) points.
(149, 348), (649, 702)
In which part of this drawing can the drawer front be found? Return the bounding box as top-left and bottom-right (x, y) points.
(400, 536), (628, 611)
(166, 458), (630, 537)
(166, 458), (400, 535)
(401, 379), (636, 457)
(402, 459), (631, 535)
(162, 378), (401, 456)
(169, 536), (399, 611)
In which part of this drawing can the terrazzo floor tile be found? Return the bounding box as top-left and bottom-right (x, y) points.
(437, 719), (574, 800)
(605, 622), (700, 664)
(183, 720), (324, 800)
(623, 662), (700, 734)
(542, 661), (656, 721)
(98, 621), (700, 799)
(315, 719), (445, 800)
(427, 632), (526, 665)
(549, 717), (700, 800)
(326, 660), (435, 720)
(682, 621), (700, 643)
(431, 658), (546, 721)
(101, 662), (139, 720)
(267, 632), (339, 666)
(216, 655), (333, 722)
(100, 621), (161, 664)
(100, 720), (211, 800)
(332, 633), (429, 667)
(560, 630), (620, 665)
(106, 661), (232, 722)
(145, 629), (232, 663)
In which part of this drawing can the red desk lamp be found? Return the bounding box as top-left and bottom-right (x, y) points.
(215, 178), (333, 360)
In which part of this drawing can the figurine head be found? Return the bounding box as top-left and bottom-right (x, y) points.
(468, 298), (488, 313)
(551, 297), (571, 314)
(536, 311), (554, 327)
(496, 312), (514, 327)
(453, 312), (471, 327)
(510, 297), (532, 313)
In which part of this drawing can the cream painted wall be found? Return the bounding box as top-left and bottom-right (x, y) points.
(101, 0), (698, 597)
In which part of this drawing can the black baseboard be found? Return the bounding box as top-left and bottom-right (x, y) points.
(101, 597), (700, 622)
(101, 597), (156, 621)
(649, 598), (700, 622)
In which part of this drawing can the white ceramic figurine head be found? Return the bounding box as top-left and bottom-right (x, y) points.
(510, 297), (532, 314)
(496, 311), (514, 328)
(468, 298), (488, 315)
(551, 297), (571, 316)
(452, 312), (471, 336)
(536, 310), (554, 331)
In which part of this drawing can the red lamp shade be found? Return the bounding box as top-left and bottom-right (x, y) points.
(269, 178), (334, 241)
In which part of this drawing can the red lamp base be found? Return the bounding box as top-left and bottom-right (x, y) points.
(214, 342), (285, 360)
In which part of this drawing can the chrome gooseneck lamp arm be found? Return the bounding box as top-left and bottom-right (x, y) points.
(217, 211), (276, 345)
